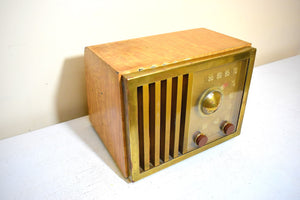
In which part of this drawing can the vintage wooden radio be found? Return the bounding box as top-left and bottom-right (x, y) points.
(85, 28), (256, 181)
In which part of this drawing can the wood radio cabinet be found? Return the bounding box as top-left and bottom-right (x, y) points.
(85, 28), (256, 181)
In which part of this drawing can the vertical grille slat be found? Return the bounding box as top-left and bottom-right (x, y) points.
(149, 83), (160, 167)
(137, 87), (144, 170)
(179, 74), (190, 153)
(137, 85), (150, 171)
(137, 74), (190, 172)
(154, 81), (161, 166)
(159, 80), (167, 162)
(142, 85), (150, 170)
(161, 78), (172, 162)
(170, 75), (183, 158)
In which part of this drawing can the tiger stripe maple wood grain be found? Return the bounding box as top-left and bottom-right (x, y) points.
(88, 28), (251, 73)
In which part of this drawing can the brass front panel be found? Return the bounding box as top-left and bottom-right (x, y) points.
(123, 47), (256, 181)
(187, 59), (248, 152)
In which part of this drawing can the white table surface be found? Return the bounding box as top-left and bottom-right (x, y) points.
(1, 55), (300, 200)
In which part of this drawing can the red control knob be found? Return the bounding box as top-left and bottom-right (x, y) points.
(195, 134), (208, 147)
(223, 122), (235, 135)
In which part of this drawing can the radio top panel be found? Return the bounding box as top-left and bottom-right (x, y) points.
(86, 28), (251, 74)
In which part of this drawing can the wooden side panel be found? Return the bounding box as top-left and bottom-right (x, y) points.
(85, 47), (128, 177)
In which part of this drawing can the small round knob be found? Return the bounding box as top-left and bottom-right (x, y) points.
(200, 89), (223, 115)
(222, 122), (235, 135)
(194, 133), (208, 147)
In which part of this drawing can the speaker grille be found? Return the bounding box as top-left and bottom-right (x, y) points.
(137, 74), (189, 171)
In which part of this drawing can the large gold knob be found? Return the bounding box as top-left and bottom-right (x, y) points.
(200, 89), (223, 115)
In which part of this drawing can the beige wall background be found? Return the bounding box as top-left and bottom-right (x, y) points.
(0, 0), (299, 139)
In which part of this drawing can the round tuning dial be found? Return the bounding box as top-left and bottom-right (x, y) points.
(222, 121), (235, 135)
(199, 88), (223, 115)
(194, 132), (208, 147)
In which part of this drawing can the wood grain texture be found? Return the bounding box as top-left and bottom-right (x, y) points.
(85, 48), (128, 177)
(88, 28), (251, 73)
